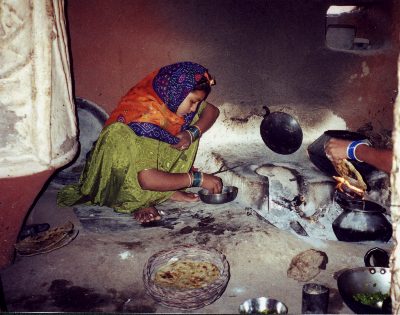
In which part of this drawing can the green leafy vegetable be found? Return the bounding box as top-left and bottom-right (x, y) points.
(353, 292), (389, 306)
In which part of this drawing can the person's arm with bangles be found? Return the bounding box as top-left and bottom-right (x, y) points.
(138, 102), (222, 194)
(324, 138), (393, 174)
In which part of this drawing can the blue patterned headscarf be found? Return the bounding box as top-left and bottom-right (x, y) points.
(128, 62), (208, 144)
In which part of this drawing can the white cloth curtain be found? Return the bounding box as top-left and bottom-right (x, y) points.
(0, 0), (77, 177)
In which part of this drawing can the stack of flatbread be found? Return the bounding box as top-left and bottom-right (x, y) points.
(14, 221), (78, 256)
(154, 260), (220, 289)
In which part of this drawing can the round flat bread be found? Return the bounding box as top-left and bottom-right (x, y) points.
(154, 260), (220, 289)
(334, 159), (367, 191)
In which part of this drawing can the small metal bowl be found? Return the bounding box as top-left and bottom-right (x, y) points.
(239, 297), (288, 314)
(198, 186), (238, 204)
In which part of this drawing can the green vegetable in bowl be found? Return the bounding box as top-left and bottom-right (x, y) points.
(353, 292), (390, 306)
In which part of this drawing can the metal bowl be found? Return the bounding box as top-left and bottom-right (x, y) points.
(239, 297), (288, 314)
(198, 186), (238, 204)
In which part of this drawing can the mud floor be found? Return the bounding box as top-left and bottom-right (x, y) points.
(0, 184), (392, 313)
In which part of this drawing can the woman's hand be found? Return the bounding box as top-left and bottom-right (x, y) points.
(324, 138), (350, 163)
(171, 131), (192, 151)
(325, 138), (393, 173)
(201, 173), (223, 194)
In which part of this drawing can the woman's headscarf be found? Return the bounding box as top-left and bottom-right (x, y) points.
(104, 62), (211, 144)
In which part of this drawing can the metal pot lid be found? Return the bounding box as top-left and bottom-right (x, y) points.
(260, 107), (303, 155)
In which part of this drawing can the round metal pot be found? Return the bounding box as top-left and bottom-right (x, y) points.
(260, 107), (303, 155)
(198, 186), (238, 204)
(332, 199), (392, 242)
(239, 297), (288, 314)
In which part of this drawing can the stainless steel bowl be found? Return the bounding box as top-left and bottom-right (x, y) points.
(239, 297), (288, 314)
(198, 186), (238, 204)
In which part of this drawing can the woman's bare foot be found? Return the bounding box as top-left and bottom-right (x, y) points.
(169, 191), (199, 202)
(133, 207), (161, 223)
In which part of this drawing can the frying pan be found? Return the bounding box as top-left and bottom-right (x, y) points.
(337, 267), (391, 314)
(337, 248), (391, 314)
(260, 107), (303, 155)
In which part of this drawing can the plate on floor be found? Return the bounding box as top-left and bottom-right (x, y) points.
(14, 221), (79, 256)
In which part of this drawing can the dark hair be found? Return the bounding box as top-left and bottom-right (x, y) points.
(193, 75), (212, 97)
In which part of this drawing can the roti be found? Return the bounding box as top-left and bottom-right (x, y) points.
(333, 159), (367, 191)
(154, 260), (220, 289)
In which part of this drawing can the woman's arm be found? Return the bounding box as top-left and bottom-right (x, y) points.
(138, 169), (223, 193)
(324, 138), (393, 174)
(354, 145), (392, 174)
(194, 102), (220, 134)
(171, 102), (220, 151)
(140, 103), (222, 192)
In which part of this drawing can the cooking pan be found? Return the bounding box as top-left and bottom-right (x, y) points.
(337, 247), (391, 314)
(337, 267), (391, 314)
(260, 107), (303, 155)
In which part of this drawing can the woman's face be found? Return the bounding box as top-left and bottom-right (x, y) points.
(176, 90), (206, 117)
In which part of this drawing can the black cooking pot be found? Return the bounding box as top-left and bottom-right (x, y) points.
(364, 247), (390, 268)
(307, 130), (376, 177)
(332, 194), (392, 242)
(260, 107), (303, 155)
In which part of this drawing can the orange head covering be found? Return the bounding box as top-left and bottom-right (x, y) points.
(105, 62), (212, 144)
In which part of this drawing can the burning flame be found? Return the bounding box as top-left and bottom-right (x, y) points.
(333, 176), (365, 198)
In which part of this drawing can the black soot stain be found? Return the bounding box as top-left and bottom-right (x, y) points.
(49, 279), (111, 312)
(115, 241), (142, 250)
(9, 294), (48, 310)
(141, 217), (178, 230)
(195, 233), (210, 245)
(111, 289), (157, 313)
(198, 216), (215, 226)
(177, 215), (240, 237)
(199, 224), (225, 235)
(122, 304), (157, 313)
(179, 226), (194, 234)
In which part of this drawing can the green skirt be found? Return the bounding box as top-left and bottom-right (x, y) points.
(57, 122), (199, 213)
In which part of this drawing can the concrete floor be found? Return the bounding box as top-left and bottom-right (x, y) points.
(0, 179), (393, 313)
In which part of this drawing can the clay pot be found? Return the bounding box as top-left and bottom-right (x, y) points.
(332, 198), (392, 242)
